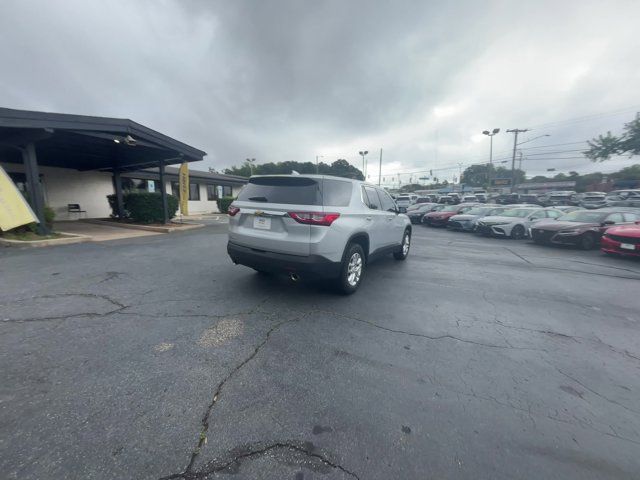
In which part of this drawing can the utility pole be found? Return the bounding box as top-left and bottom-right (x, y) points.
(518, 150), (524, 171)
(315, 155), (323, 174)
(378, 148), (383, 186)
(506, 129), (528, 193)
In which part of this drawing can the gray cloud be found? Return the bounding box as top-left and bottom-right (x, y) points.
(1, 0), (639, 183)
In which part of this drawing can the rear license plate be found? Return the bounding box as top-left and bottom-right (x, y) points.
(620, 243), (635, 250)
(253, 217), (271, 230)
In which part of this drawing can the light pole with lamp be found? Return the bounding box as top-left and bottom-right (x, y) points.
(246, 158), (256, 176)
(358, 150), (368, 180)
(482, 128), (500, 193)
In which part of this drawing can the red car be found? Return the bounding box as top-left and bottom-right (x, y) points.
(601, 223), (640, 257)
(422, 204), (476, 227)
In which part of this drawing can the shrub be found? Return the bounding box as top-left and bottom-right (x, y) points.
(217, 196), (235, 214)
(2, 205), (54, 235)
(106, 192), (178, 223)
(44, 206), (55, 229)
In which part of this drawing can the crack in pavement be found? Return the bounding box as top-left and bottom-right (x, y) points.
(313, 309), (545, 352)
(480, 291), (640, 364)
(1, 293), (128, 323)
(160, 310), (309, 479)
(504, 247), (533, 264)
(414, 252), (640, 280)
(161, 441), (359, 479)
(551, 364), (640, 416)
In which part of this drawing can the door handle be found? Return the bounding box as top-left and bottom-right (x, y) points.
(366, 217), (372, 221)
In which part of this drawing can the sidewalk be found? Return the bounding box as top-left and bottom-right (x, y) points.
(54, 221), (162, 242)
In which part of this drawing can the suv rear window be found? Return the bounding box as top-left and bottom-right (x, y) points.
(321, 179), (353, 206)
(236, 176), (352, 206)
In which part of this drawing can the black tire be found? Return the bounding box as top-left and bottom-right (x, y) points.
(580, 233), (596, 250)
(510, 224), (525, 240)
(337, 243), (366, 295)
(394, 229), (411, 260)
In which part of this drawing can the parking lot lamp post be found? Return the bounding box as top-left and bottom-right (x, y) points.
(482, 128), (500, 192)
(359, 151), (368, 180)
(246, 158), (255, 176)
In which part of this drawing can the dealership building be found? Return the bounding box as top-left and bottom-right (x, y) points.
(0, 108), (247, 225)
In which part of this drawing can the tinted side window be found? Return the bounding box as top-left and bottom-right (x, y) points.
(378, 189), (396, 212)
(237, 177), (321, 205)
(623, 213), (638, 222)
(606, 213), (624, 223)
(321, 179), (352, 206)
(363, 186), (381, 210)
(546, 210), (562, 218)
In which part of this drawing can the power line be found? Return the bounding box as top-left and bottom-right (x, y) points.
(518, 141), (587, 150)
(524, 106), (640, 130)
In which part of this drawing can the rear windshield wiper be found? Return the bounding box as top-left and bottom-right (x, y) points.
(248, 196), (268, 202)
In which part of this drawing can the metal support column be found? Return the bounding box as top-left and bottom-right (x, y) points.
(158, 161), (169, 224)
(22, 142), (49, 235)
(113, 168), (125, 219)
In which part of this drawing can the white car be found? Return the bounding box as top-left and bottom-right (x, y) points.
(475, 207), (563, 239)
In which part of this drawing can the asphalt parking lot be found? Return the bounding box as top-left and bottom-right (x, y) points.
(1, 222), (639, 480)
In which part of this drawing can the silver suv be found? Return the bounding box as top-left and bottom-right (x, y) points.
(227, 175), (412, 293)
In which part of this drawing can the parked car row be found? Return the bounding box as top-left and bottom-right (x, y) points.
(416, 201), (640, 256)
(489, 189), (640, 208)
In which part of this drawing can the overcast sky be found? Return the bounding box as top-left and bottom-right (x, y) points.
(1, 0), (639, 185)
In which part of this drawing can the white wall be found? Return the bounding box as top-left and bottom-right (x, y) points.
(1, 162), (113, 220)
(168, 181), (242, 215)
(1, 161), (244, 219)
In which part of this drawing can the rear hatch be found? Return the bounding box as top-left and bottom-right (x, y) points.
(229, 176), (352, 256)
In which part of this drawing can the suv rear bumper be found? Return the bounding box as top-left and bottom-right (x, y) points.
(227, 242), (342, 279)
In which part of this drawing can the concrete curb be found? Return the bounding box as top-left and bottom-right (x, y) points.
(0, 232), (91, 248)
(82, 219), (205, 233)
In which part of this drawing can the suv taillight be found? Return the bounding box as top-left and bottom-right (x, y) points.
(288, 212), (340, 226)
(228, 206), (240, 216)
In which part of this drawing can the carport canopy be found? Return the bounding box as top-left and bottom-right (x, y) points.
(0, 107), (207, 232)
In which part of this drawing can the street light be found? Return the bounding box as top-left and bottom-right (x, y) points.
(246, 158), (256, 175)
(517, 134), (550, 146)
(482, 128), (500, 191)
(358, 150), (368, 178)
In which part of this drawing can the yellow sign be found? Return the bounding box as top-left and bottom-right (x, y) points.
(0, 166), (39, 231)
(178, 162), (189, 215)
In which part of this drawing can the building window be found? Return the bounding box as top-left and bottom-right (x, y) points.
(223, 185), (232, 197)
(206, 184), (218, 201)
(189, 182), (200, 201)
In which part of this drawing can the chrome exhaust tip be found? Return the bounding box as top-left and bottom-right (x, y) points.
(289, 273), (300, 282)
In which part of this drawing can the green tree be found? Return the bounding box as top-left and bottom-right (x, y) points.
(327, 159), (365, 180)
(529, 175), (551, 183)
(224, 159), (364, 180)
(610, 164), (640, 181)
(461, 164), (491, 187)
(584, 114), (640, 161)
(461, 164), (526, 187)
